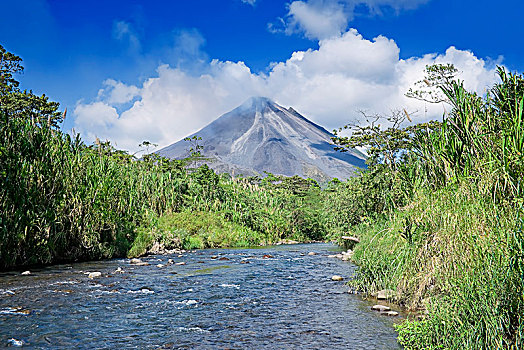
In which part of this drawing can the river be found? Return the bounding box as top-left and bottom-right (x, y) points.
(0, 243), (400, 349)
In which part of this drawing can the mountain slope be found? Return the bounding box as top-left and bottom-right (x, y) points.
(157, 97), (366, 181)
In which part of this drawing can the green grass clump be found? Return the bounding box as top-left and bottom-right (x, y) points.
(128, 210), (265, 256)
(348, 182), (524, 349)
(158, 210), (265, 249)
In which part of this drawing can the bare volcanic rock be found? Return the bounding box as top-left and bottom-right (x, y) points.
(157, 97), (366, 182)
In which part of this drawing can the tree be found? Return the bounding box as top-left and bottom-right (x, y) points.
(183, 135), (212, 171)
(332, 109), (413, 170)
(0, 44), (63, 128)
(0, 44), (23, 96)
(405, 63), (458, 104)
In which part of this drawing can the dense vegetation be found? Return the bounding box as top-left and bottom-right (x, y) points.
(331, 64), (524, 349)
(0, 45), (334, 269)
(2, 44), (524, 348)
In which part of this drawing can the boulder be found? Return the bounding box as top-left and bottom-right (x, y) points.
(21, 271), (31, 276)
(175, 262), (186, 266)
(130, 258), (142, 264)
(156, 264), (165, 268)
(341, 235), (360, 242)
(376, 289), (396, 300)
(276, 239), (299, 245)
(7, 338), (23, 347)
(341, 236), (360, 250)
(308, 252), (317, 256)
(114, 267), (124, 274)
(148, 241), (165, 255)
(331, 275), (344, 281)
(88, 272), (102, 279)
(384, 311), (399, 317)
(371, 305), (391, 312)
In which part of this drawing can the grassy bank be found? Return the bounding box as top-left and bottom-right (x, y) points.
(349, 183), (523, 348)
(331, 65), (524, 349)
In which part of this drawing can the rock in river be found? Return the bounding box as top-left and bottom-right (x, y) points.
(88, 272), (102, 279)
(384, 311), (399, 317)
(371, 305), (391, 312)
(21, 271), (31, 276)
(331, 275), (344, 281)
(7, 338), (23, 347)
(130, 258), (150, 266)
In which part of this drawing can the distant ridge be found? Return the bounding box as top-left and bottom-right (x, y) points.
(157, 97), (366, 182)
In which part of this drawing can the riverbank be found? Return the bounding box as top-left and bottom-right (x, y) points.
(127, 210), (329, 258)
(346, 181), (524, 349)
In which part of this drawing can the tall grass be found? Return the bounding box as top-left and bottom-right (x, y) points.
(406, 68), (524, 200)
(0, 112), (189, 268)
(1, 108), (332, 268)
(347, 182), (524, 349)
(332, 67), (524, 349)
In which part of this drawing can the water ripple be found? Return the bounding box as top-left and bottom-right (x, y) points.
(0, 243), (400, 349)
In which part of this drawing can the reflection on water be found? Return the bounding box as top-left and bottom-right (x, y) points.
(0, 243), (400, 349)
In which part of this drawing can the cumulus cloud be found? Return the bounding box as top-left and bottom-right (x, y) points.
(286, 1), (349, 40)
(279, 0), (429, 40)
(73, 29), (499, 153)
(97, 79), (140, 105)
(241, 0), (257, 5)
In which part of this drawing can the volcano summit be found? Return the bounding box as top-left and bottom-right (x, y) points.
(157, 97), (365, 182)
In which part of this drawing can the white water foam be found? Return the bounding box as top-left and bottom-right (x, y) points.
(127, 289), (154, 294)
(176, 326), (210, 333)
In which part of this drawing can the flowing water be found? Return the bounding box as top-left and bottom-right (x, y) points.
(0, 243), (400, 349)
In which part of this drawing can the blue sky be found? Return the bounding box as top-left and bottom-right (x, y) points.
(1, 0), (522, 151)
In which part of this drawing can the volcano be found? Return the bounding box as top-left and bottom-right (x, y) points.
(157, 97), (366, 182)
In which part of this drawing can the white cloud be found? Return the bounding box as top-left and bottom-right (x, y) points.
(98, 79), (140, 105)
(280, 0), (429, 40)
(74, 102), (119, 141)
(241, 0), (257, 5)
(172, 29), (207, 60)
(286, 1), (349, 40)
(73, 29), (499, 153)
(113, 20), (141, 52)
